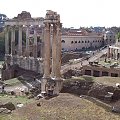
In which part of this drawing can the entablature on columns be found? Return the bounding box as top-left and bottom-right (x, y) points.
(5, 19), (44, 26)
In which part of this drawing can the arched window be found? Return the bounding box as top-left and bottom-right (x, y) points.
(75, 41), (77, 43)
(78, 41), (80, 43)
(82, 41), (84, 43)
(71, 41), (73, 44)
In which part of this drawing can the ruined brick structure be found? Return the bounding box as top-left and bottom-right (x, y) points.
(2, 10), (63, 95)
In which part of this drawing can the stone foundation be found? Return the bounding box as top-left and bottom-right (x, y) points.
(41, 77), (63, 96)
(5, 54), (43, 74)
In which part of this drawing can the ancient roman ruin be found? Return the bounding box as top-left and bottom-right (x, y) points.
(2, 10), (63, 95)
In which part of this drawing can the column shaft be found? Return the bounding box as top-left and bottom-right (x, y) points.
(107, 47), (110, 58)
(43, 23), (51, 78)
(55, 23), (62, 79)
(51, 24), (57, 77)
(18, 26), (22, 56)
(26, 26), (29, 57)
(33, 29), (37, 58)
(5, 26), (9, 54)
(11, 27), (15, 55)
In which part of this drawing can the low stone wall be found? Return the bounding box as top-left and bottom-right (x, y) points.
(5, 55), (43, 74)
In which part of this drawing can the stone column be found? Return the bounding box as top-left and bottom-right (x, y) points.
(110, 48), (113, 59)
(41, 23), (51, 94)
(55, 23), (62, 79)
(33, 29), (37, 58)
(18, 26), (23, 56)
(26, 26), (29, 57)
(11, 26), (15, 55)
(51, 23), (57, 78)
(41, 26), (44, 58)
(113, 49), (116, 60)
(116, 49), (118, 60)
(43, 23), (51, 78)
(5, 26), (9, 54)
(107, 47), (110, 58)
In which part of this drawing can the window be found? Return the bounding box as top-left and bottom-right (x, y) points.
(93, 41), (94, 42)
(71, 41), (73, 44)
(82, 41), (84, 43)
(78, 41), (80, 43)
(75, 41), (77, 43)
(62, 40), (65, 43)
(88, 40), (89, 43)
(85, 41), (87, 43)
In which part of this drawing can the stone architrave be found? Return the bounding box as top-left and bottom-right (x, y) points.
(5, 26), (9, 54)
(18, 26), (23, 56)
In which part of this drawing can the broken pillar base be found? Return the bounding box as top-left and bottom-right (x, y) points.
(41, 77), (63, 96)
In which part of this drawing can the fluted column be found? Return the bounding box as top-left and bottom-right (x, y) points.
(26, 26), (29, 57)
(18, 26), (22, 56)
(110, 48), (113, 59)
(5, 26), (9, 54)
(107, 47), (110, 58)
(56, 23), (62, 79)
(43, 23), (51, 78)
(33, 29), (37, 58)
(11, 26), (15, 55)
(51, 24), (57, 77)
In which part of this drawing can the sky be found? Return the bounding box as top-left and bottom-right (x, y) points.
(0, 0), (120, 28)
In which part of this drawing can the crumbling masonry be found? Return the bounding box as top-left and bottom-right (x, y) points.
(2, 10), (63, 95)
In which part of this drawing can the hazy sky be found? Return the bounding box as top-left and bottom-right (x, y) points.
(0, 0), (120, 28)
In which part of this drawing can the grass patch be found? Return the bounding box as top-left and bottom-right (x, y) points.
(4, 78), (23, 86)
(64, 75), (94, 83)
(0, 94), (33, 105)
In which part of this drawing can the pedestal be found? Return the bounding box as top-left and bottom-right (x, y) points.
(41, 77), (63, 96)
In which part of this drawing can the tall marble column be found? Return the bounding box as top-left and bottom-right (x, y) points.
(26, 26), (29, 57)
(5, 26), (9, 54)
(43, 23), (51, 78)
(51, 23), (57, 78)
(18, 26), (22, 56)
(33, 29), (37, 58)
(56, 23), (62, 79)
(11, 26), (15, 55)
(41, 23), (51, 94)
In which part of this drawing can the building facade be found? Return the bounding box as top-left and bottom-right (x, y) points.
(61, 31), (103, 51)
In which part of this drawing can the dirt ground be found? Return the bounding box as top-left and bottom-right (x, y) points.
(1, 93), (120, 120)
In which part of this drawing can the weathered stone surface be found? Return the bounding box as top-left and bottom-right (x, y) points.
(112, 89), (120, 101)
(2, 102), (15, 110)
(88, 83), (114, 100)
(37, 102), (41, 106)
(112, 106), (120, 113)
(0, 108), (11, 114)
